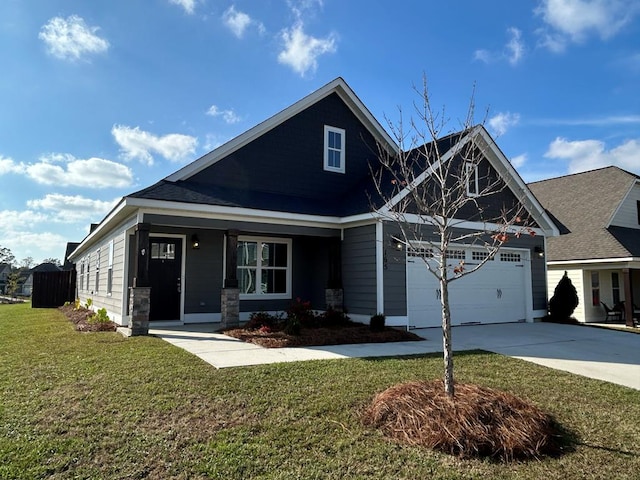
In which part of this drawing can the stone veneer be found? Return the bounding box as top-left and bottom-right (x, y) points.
(128, 286), (151, 336)
(221, 288), (240, 328)
(325, 288), (344, 312)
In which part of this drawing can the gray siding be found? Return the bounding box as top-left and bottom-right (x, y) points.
(383, 222), (407, 316)
(342, 224), (377, 315)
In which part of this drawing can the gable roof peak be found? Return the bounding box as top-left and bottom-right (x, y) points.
(164, 76), (396, 183)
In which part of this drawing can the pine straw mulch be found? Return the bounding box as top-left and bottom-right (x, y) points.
(362, 380), (571, 462)
(223, 324), (424, 348)
(58, 304), (118, 332)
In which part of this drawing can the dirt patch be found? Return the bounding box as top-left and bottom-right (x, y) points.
(362, 379), (572, 461)
(58, 304), (118, 332)
(223, 323), (423, 348)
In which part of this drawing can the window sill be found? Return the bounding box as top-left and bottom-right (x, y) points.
(240, 293), (291, 301)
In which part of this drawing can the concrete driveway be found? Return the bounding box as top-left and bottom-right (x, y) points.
(150, 322), (640, 390)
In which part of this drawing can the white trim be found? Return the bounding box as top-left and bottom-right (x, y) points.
(465, 161), (479, 197)
(375, 221), (384, 314)
(324, 125), (346, 173)
(237, 236), (292, 300)
(548, 257), (640, 266)
(165, 77), (397, 182)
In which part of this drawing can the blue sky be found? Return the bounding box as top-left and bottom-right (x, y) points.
(1, 0), (639, 265)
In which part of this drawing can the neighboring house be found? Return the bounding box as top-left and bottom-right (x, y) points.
(529, 166), (640, 325)
(0, 263), (11, 294)
(63, 243), (80, 271)
(19, 262), (63, 296)
(68, 77), (557, 334)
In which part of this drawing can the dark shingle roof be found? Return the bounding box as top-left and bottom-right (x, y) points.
(528, 166), (640, 261)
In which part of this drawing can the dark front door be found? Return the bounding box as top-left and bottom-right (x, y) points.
(149, 237), (182, 321)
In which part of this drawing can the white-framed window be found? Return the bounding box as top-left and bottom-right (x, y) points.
(86, 255), (91, 290)
(500, 252), (522, 262)
(107, 240), (114, 295)
(79, 260), (84, 291)
(612, 272), (620, 305)
(324, 125), (345, 173)
(465, 161), (479, 196)
(95, 249), (100, 292)
(591, 271), (600, 306)
(237, 236), (291, 300)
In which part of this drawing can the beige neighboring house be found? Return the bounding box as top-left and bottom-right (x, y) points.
(529, 166), (640, 326)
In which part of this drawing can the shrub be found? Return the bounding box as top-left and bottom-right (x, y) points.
(74, 298), (81, 310)
(318, 308), (350, 327)
(287, 297), (317, 327)
(245, 311), (281, 330)
(88, 308), (110, 324)
(283, 317), (301, 336)
(548, 272), (579, 322)
(84, 298), (93, 310)
(370, 313), (386, 332)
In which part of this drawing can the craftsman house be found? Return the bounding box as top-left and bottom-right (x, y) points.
(67, 78), (557, 335)
(529, 166), (640, 326)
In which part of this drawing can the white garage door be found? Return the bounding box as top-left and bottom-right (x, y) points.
(407, 248), (528, 328)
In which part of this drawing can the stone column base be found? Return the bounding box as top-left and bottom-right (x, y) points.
(128, 286), (151, 336)
(325, 288), (344, 312)
(221, 288), (240, 328)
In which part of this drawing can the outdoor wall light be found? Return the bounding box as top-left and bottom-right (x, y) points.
(390, 236), (404, 251)
(534, 246), (544, 258)
(191, 234), (200, 250)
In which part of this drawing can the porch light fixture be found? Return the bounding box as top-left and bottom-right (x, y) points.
(390, 236), (404, 251)
(191, 234), (200, 250)
(534, 246), (544, 258)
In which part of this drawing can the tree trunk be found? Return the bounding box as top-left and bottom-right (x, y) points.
(440, 268), (454, 397)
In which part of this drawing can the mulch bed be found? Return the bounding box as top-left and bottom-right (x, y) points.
(58, 304), (118, 332)
(223, 324), (423, 348)
(362, 380), (570, 461)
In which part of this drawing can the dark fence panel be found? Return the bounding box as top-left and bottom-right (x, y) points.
(32, 270), (76, 308)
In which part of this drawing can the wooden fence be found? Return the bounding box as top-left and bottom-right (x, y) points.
(32, 270), (76, 308)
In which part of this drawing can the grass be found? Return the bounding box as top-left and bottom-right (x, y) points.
(1, 302), (639, 479)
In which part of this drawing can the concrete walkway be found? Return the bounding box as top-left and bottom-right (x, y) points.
(150, 322), (640, 390)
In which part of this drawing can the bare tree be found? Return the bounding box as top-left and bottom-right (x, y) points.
(372, 78), (534, 397)
(42, 257), (62, 267)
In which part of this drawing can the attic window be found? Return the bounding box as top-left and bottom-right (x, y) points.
(324, 125), (345, 173)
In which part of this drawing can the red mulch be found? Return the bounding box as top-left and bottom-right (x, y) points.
(58, 304), (118, 332)
(223, 324), (423, 348)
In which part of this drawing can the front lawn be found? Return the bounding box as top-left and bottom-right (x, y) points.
(1, 303), (638, 479)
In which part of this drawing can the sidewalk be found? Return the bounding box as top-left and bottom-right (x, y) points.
(150, 322), (640, 390)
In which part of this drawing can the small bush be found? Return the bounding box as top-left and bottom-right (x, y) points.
(548, 272), (579, 322)
(245, 311), (281, 330)
(283, 317), (301, 336)
(370, 313), (386, 332)
(287, 297), (316, 327)
(84, 298), (93, 310)
(74, 298), (81, 310)
(319, 308), (350, 327)
(88, 307), (110, 324)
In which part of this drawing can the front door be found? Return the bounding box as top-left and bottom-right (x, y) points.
(149, 237), (182, 321)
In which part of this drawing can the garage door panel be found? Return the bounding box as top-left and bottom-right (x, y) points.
(408, 249), (527, 329)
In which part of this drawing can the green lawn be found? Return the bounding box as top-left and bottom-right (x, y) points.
(1, 303), (638, 479)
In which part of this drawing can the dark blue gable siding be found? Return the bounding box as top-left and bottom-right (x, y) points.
(189, 93), (380, 204)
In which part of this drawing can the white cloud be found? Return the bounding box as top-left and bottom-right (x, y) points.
(39, 15), (109, 61)
(169, 0), (196, 14)
(0, 230), (68, 259)
(535, 0), (640, 50)
(505, 28), (524, 65)
(511, 154), (528, 169)
(27, 194), (118, 223)
(544, 137), (640, 173)
(206, 105), (241, 124)
(0, 155), (24, 175)
(278, 23), (337, 77)
(111, 125), (198, 165)
(488, 112), (520, 136)
(222, 6), (264, 38)
(474, 27), (525, 65)
(25, 154), (133, 188)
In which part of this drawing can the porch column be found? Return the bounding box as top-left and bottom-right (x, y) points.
(325, 237), (344, 312)
(221, 229), (240, 328)
(623, 268), (635, 327)
(128, 223), (151, 336)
